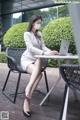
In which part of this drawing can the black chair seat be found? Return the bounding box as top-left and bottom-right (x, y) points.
(12, 65), (27, 73)
(12, 65), (45, 73)
(60, 64), (80, 91)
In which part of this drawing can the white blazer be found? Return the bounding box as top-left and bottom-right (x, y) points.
(21, 31), (51, 70)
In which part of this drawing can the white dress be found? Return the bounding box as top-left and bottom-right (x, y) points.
(21, 31), (51, 71)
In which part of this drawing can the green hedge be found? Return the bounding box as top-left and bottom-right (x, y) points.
(3, 22), (28, 48)
(0, 52), (7, 63)
(42, 17), (76, 67)
(3, 18), (77, 66)
(4, 17), (75, 53)
(42, 17), (76, 54)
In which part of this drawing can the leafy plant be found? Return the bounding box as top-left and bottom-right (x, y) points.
(0, 52), (7, 63)
(3, 22), (28, 48)
(42, 17), (76, 67)
(42, 17), (76, 54)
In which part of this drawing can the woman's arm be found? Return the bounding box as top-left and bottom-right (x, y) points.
(42, 41), (59, 55)
(24, 32), (44, 55)
(42, 40), (51, 52)
(37, 31), (52, 55)
(40, 33), (59, 55)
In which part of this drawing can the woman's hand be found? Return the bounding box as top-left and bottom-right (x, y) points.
(47, 50), (59, 55)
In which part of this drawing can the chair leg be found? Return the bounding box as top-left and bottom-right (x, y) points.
(13, 73), (21, 103)
(59, 84), (69, 120)
(2, 70), (11, 91)
(44, 70), (49, 93)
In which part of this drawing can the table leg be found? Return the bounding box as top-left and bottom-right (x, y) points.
(40, 73), (61, 106)
(59, 84), (69, 120)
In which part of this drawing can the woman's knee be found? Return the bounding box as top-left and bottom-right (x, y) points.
(40, 73), (43, 78)
(38, 58), (42, 62)
(35, 58), (42, 66)
(26, 64), (35, 74)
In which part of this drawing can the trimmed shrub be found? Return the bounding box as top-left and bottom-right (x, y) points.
(42, 17), (76, 54)
(0, 52), (7, 63)
(42, 17), (76, 67)
(3, 18), (77, 67)
(3, 22), (28, 48)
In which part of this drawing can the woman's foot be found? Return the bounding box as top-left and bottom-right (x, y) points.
(23, 96), (31, 117)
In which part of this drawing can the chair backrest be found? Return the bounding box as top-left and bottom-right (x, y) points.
(6, 48), (25, 68)
(60, 65), (80, 92)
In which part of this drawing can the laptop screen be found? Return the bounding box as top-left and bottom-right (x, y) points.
(59, 40), (70, 56)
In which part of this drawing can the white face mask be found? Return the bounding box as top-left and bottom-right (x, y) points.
(34, 23), (41, 30)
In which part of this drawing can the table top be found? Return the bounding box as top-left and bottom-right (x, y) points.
(35, 54), (78, 60)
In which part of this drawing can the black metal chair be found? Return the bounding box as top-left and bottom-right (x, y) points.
(2, 48), (49, 103)
(59, 64), (80, 120)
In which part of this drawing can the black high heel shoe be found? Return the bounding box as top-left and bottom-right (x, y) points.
(23, 96), (31, 117)
(23, 110), (31, 117)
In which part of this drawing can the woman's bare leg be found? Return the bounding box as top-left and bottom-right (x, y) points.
(23, 72), (42, 113)
(23, 58), (43, 112)
(25, 58), (42, 97)
(30, 73), (42, 98)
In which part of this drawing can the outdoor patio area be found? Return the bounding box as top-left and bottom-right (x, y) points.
(0, 63), (80, 120)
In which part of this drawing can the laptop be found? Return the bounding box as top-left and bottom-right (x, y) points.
(59, 40), (70, 56)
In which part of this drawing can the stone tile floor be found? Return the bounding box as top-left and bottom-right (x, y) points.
(0, 63), (80, 120)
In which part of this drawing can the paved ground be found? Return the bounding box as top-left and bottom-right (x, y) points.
(0, 63), (80, 120)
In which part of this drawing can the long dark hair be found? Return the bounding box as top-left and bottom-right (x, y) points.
(27, 15), (42, 33)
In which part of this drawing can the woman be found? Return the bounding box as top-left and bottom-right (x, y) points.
(21, 15), (59, 117)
